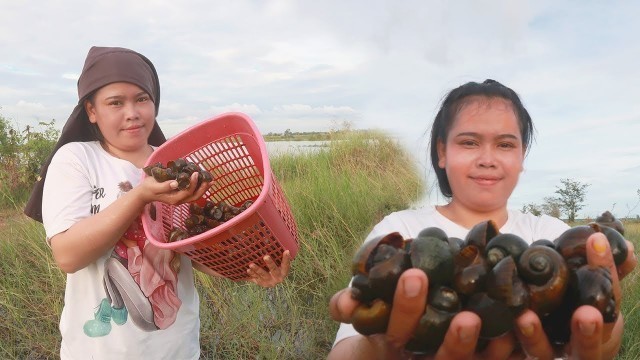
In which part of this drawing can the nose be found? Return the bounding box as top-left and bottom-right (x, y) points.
(477, 146), (497, 168)
(124, 102), (140, 120)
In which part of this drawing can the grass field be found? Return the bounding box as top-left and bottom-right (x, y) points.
(0, 131), (638, 359)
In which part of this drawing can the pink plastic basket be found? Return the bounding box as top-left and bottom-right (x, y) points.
(141, 112), (299, 280)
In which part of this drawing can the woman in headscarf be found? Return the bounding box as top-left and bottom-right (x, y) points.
(25, 46), (291, 359)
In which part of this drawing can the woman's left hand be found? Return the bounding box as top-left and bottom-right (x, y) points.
(247, 250), (292, 288)
(514, 233), (636, 359)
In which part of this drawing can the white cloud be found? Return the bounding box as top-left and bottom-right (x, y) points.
(1, 0), (639, 217)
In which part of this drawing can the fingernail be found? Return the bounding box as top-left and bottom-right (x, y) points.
(519, 323), (534, 338)
(170, 181), (179, 189)
(403, 276), (422, 298)
(579, 321), (595, 336)
(593, 236), (608, 256)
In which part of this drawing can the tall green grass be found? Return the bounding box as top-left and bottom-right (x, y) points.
(618, 222), (640, 359)
(2, 130), (638, 359)
(0, 131), (424, 359)
(0, 212), (65, 359)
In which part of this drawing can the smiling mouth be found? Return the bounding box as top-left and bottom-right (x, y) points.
(470, 176), (501, 185)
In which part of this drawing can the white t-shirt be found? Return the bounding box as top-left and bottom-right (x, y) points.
(333, 205), (570, 346)
(43, 141), (200, 360)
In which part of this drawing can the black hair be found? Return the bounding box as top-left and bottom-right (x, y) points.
(429, 79), (534, 198)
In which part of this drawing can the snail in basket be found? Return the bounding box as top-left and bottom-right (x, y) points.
(349, 214), (627, 354)
(143, 158), (213, 190)
(168, 200), (255, 242)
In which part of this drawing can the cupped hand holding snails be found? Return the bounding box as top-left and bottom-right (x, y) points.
(138, 171), (213, 206)
(329, 269), (520, 360)
(247, 250), (292, 288)
(513, 233), (636, 360)
(329, 233), (636, 360)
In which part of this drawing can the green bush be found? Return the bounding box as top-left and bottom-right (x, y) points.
(0, 115), (59, 208)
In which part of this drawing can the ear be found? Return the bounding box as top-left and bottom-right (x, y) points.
(84, 100), (97, 124)
(436, 140), (446, 169)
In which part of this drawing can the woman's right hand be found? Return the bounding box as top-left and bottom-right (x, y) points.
(138, 171), (213, 205)
(328, 269), (518, 360)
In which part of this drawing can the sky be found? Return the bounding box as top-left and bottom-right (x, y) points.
(1, 0), (639, 219)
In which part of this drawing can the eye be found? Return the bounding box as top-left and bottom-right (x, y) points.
(137, 95), (150, 103)
(460, 139), (478, 147)
(108, 100), (123, 106)
(498, 142), (516, 149)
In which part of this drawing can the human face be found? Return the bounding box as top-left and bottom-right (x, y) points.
(85, 82), (155, 154)
(437, 97), (525, 213)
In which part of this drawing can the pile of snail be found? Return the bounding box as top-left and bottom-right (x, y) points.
(143, 158), (213, 190)
(168, 199), (254, 242)
(349, 211), (627, 354)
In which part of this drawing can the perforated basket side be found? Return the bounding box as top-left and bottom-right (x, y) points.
(142, 113), (266, 248)
(174, 172), (298, 280)
(140, 112), (299, 279)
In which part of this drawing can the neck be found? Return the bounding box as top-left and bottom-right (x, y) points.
(101, 142), (153, 168)
(436, 202), (509, 230)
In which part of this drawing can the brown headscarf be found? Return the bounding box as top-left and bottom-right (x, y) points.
(24, 46), (167, 222)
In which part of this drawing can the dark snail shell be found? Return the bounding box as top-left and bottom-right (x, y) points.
(554, 224), (599, 269)
(419, 227), (449, 242)
(595, 224), (628, 266)
(453, 245), (488, 297)
(368, 247), (410, 303)
(517, 245), (569, 316)
(464, 220), (500, 253)
(150, 167), (172, 183)
(572, 265), (617, 323)
(351, 299), (392, 335)
(350, 233), (408, 303)
(405, 286), (461, 354)
(351, 232), (405, 276)
(350, 274), (375, 303)
(465, 292), (513, 339)
(596, 211), (625, 236)
(486, 256), (529, 316)
(555, 223), (628, 268)
(448, 237), (464, 254)
(410, 233), (455, 288)
(484, 233), (529, 268)
(530, 239), (556, 249)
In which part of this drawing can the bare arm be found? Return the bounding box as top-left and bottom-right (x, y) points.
(50, 174), (211, 273)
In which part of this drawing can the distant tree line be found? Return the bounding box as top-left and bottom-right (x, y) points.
(0, 113), (59, 206)
(522, 178), (640, 221)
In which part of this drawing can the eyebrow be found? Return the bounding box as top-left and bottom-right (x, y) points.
(453, 132), (520, 141)
(104, 91), (149, 100)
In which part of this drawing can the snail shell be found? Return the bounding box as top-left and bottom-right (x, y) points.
(555, 223), (628, 268)
(554, 224), (599, 269)
(517, 245), (569, 316)
(410, 230), (455, 288)
(351, 299), (392, 335)
(351, 232), (405, 276)
(453, 245), (488, 297)
(486, 256), (529, 316)
(350, 232), (408, 303)
(484, 233), (529, 268)
(572, 265), (617, 323)
(596, 211), (625, 235)
(464, 220), (500, 253)
(368, 246), (410, 303)
(405, 286), (461, 354)
(465, 292), (513, 339)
